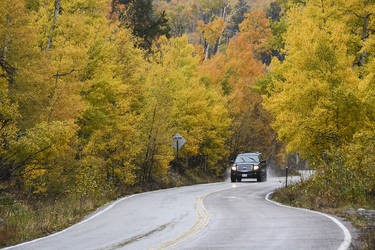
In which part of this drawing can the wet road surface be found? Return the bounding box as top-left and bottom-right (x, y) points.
(6, 178), (350, 250)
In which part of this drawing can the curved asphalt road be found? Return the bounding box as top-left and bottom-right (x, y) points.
(6, 178), (350, 250)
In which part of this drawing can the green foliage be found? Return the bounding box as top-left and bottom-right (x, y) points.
(118, 0), (171, 50)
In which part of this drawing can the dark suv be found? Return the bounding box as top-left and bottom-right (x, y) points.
(231, 153), (267, 182)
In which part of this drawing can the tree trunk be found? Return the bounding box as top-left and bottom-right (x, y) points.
(359, 13), (370, 66)
(2, 16), (16, 92)
(48, 73), (59, 122)
(142, 105), (157, 182)
(204, 43), (210, 61)
(215, 4), (229, 54)
(46, 0), (61, 53)
(147, 137), (157, 183)
(47, 69), (74, 122)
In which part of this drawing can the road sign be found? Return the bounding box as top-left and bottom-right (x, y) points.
(172, 133), (186, 150)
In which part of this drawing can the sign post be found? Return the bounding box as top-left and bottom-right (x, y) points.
(172, 133), (186, 159)
(286, 166), (289, 187)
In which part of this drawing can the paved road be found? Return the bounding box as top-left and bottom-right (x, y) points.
(7, 178), (350, 250)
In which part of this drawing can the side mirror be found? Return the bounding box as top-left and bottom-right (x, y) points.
(230, 160), (235, 164)
(260, 160), (267, 165)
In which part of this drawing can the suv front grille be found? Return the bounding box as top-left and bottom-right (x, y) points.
(237, 164), (253, 172)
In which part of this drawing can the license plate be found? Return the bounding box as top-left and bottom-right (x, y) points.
(242, 174), (247, 177)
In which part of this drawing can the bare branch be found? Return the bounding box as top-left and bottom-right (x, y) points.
(53, 69), (75, 77)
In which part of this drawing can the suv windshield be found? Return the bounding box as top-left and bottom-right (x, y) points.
(235, 155), (259, 163)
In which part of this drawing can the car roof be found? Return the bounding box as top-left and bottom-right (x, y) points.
(238, 152), (261, 156)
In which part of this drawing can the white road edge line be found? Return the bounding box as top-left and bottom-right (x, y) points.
(4, 182), (224, 250)
(265, 192), (352, 250)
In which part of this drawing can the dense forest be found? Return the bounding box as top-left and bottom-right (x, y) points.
(0, 0), (282, 199)
(0, 0), (281, 244)
(0, 0), (374, 246)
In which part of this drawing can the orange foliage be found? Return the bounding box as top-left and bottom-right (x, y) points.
(199, 30), (264, 94)
(225, 33), (265, 115)
(199, 8), (275, 156)
(239, 9), (272, 58)
(109, 0), (126, 23)
(226, 34), (264, 85)
(197, 18), (226, 46)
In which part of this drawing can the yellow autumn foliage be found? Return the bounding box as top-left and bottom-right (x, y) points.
(264, 0), (375, 202)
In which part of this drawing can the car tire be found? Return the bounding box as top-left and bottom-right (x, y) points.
(237, 177), (241, 182)
(257, 176), (261, 182)
(231, 177), (236, 182)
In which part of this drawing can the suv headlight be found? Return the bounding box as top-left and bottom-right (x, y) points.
(253, 165), (259, 171)
(231, 165), (237, 171)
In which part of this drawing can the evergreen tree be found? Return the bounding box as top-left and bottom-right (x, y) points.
(119, 0), (171, 50)
(265, 1), (286, 63)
